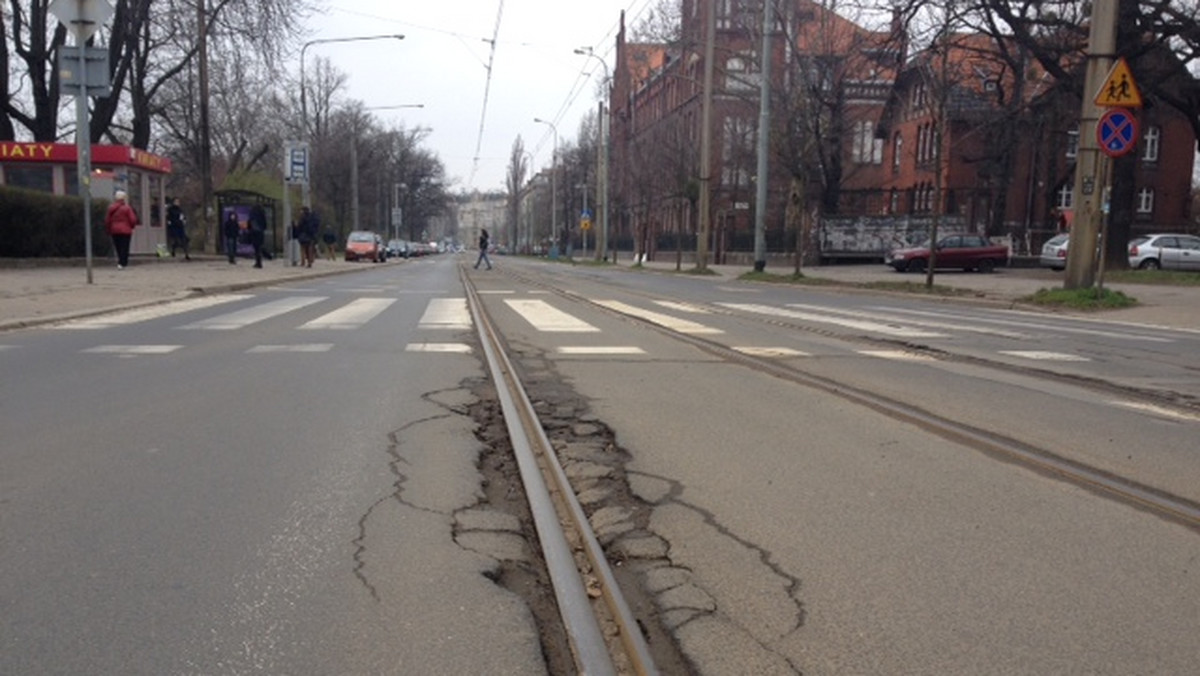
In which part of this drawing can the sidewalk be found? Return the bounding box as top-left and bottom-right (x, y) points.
(2, 255), (1198, 332)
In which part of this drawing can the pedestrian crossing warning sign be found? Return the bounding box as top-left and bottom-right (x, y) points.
(1094, 58), (1142, 108)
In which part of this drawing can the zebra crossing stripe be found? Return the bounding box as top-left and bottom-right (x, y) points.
(719, 303), (946, 338)
(733, 347), (808, 358)
(594, 300), (723, 334)
(557, 346), (646, 355)
(82, 345), (183, 355)
(418, 298), (472, 329)
(504, 299), (599, 332)
(406, 343), (472, 353)
(300, 298), (396, 329)
(180, 296), (326, 330)
(55, 295), (250, 329)
(859, 350), (935, 361)
(247, 344), (333, 353)
(999, 350), (1091, 362)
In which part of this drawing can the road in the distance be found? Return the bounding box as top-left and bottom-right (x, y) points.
(0, 259), (544, 675)
(469, 257), (1200, 674)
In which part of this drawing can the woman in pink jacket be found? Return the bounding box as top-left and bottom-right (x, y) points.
(105, 190), (138, 269)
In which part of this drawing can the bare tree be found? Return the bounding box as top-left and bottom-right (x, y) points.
(505, 136), (527, 250)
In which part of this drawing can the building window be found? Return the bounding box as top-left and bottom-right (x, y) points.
(1066, 125), (1079, 159)
(1056, 183), (1074, 210)
(1142, 125), (1160, 162)
(851, 120), (881, 164)
(1137, 187), (1155, 214)
(892, 133), (902, 174)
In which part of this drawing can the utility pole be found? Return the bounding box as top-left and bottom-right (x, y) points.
(1064, 0), (1118, 289)
(197, 0), (213, 252)
(696, 0), (716, 272)
(753, 0), (773, 272)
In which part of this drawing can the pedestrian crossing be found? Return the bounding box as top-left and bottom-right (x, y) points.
(5, 290), (1163, 364)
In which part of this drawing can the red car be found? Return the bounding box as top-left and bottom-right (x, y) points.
(344, 231), (385, 263)
(885, 234), (1009, 273)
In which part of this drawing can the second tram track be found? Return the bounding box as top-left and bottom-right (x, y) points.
(481, 264), (1200, 533)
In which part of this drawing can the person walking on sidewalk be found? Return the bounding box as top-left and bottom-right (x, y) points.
(322, 227), (337, 261)
(104, 190), (138, 269)
(222, 211), (241, 264)
(247, 204), (268, 268)
(297, 206), (319, 268)
(474, 229), (492, 270)
(166, 197), (190, 260)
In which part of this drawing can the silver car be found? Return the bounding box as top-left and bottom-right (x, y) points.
(1128, 233), (1200, 270)
(1039, 233), (1070, 270)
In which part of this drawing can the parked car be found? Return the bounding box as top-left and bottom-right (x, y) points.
(1128, 233), (1200, 270)
(386, 239), (409, 259)
(344, 231), (385, 263)
(885, 234), (1009, 273)
(1040, 233), (1070, 270)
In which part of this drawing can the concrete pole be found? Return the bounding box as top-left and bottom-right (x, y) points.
(753, 0), (773, 272)
(1064, 0), (1117, 289)
(696, 0), (716, 272)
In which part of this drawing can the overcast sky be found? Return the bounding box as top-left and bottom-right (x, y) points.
(305, 1), (654, 193)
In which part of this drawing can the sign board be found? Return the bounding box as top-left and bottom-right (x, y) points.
(48, 0), (114, 43)
(284, 143), (309, 184)
(1094, 58), (1142, 108)
(1096, 108), (1139, 158)
(580, 218), (592, 231)
(57, 47), (111, 96)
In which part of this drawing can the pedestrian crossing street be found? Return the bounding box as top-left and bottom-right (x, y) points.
(6, 290), (1167, 362)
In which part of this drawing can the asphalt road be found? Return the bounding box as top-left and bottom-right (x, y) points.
(0, 259), (544, 675)
(3, 254), (1198, 674)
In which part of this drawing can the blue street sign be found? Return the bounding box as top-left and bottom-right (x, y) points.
(1096, 109), (1139, 158)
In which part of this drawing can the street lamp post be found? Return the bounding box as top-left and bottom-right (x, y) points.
(533, 117), (560, 258)
(299, 34), (404, 209)
(574, 47), (611, 262)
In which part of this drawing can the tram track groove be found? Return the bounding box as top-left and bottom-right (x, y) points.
(462, 268), (659, 676)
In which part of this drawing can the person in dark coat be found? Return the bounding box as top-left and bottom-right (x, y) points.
(166, 197), (190, 260)
(247, 204), (268, 268)
(222, 210), (241, 264)
(297, 206), (319, 268)
(104, 190), (138, 269)
(474, 229), (492, 270)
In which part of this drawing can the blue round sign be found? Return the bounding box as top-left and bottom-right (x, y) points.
(1096, 109), (1139, 158)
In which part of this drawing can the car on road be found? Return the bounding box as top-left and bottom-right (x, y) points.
(344, 231), (385, 263)
(1040, 233), (1070, 270)
(885, 234), (1009, 273)
(1128, 233), (1200, 270)
(386, 239), (409, 259)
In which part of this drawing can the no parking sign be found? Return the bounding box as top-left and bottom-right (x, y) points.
(1096, 109), (1139, 158)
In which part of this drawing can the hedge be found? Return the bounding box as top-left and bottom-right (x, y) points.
(0, 185), (111, 258)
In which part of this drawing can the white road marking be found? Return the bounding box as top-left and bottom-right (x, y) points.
(557, 346), (646, 355)
(999, 350), (1091, 362)
(406, 343), (473, 353)
(1110, 400), (1200, 423)
(733, 347), (809, 358)
(54, 295), (251, 329)
(504, 299), (599, 332)
(653, 300), (711, 314)
(300, 298), (396, 329)
(594, 300), (723, 334)
(418, 298), (472, 330)
(0, 345), (18, 351)
(878, 307), (1175, 343)
(179, 296), (326, 330)
(82, 345), (183, 355)
(859, 350), (936, 361)
(246, 344), (334, 353)
(720, 303), (946, 338)
(477, 290), (516, 295)
(787, 303), (1030, 339)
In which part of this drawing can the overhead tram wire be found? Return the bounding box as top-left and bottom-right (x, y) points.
(467, 0), (507, 190)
